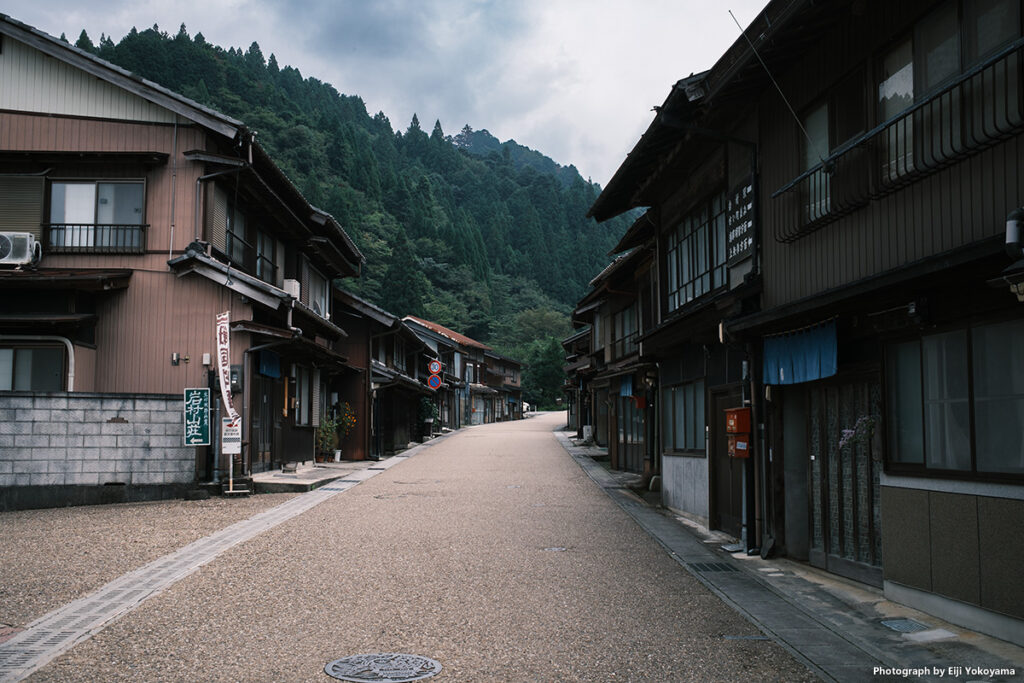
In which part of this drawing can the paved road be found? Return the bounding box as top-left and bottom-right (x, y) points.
(20, 413), (815, 682)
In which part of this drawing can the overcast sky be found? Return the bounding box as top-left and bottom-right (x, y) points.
(4, 1), (767, 185)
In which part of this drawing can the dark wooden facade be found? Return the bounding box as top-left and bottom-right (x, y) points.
(581, 0), (1024, 646)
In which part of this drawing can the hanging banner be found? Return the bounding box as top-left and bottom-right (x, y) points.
(216, 311), (240, 422)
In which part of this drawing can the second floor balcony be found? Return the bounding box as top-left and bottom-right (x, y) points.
(45, 223), (148, 254)
(773, 37), (1024, 243)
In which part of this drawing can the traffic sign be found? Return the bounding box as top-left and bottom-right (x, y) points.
(427, 374), (442, 390)
(428, 359), (442, 374)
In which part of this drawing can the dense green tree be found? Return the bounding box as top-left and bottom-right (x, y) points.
(521, 337), (568, 409)
(75, 30), (94, 52)
(380, 229), (430, 318)
(85, 26), (637, 403)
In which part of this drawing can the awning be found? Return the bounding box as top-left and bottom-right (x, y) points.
(762, 319), (837, 385)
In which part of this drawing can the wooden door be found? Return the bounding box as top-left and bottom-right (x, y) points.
(711, 389), (744, 538)
(807, 372), (883, 586)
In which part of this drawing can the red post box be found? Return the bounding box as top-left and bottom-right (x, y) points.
(725, 407), (751, 459)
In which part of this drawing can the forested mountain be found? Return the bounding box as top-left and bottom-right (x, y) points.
(69, 24), (632, 406)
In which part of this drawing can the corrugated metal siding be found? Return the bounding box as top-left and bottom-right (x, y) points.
(0, 35), (178, 124)
(0, 176), (44, 238)
(0, 113), (209, 256)
(91, 266), (251, 394)
(72, 344), (96, 392)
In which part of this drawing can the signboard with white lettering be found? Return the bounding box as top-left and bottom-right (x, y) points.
(183, 388), (210, 446)
(726, 179), (755, 266)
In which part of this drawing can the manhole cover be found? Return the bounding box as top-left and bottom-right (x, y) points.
(325, 653), (442, 682)
(880, 618), (930, 633)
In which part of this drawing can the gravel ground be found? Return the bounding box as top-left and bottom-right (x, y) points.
(20, 414), (816, 682)
(0, 493), (297, 628)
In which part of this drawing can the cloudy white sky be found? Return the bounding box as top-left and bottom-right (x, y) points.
(4, 1), (767, 185)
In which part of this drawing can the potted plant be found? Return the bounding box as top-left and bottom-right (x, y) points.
(419, 397), (438, 439)
(316, 412), (340, 463)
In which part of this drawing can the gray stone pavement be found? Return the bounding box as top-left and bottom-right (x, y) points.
(555, 428), (1024, 683)
(1, 413), (1019, 682)
(3, 413), (814, 682)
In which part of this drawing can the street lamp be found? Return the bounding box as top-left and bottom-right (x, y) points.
(987, 208), (1024, 302)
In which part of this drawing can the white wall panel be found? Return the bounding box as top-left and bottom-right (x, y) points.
(0, 36), (177, 124)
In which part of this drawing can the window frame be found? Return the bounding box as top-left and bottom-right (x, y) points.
(307, 265), (331, 319)
(611, 302), (638, 359)
(883, 315), (1024, 482)
(255, 230), (277, 285)
(47, 178), (146, 251)
(664, 190), (728, 314)
(661, 378), (706, 456)
(294, 365), (312, 427)
(224, 196), (252, 267)
(394, 337), (407, 374)
(0, 344), (67, 392)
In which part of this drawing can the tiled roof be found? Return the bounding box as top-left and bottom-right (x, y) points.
(403, 315), (491, 351)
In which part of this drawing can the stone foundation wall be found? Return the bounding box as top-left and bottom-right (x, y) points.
(0, 392), (195, 510)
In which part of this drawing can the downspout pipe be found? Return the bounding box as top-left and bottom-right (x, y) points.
(1, 335), (74, 391)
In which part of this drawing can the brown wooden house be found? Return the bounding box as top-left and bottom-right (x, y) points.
(0, 15), (362, 507)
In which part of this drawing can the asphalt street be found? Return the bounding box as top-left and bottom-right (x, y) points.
(9, 413), (816, 682)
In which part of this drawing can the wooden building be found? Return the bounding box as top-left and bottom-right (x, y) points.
(483, 350), (523, 421)
(582, 0), (1024, 647)
(561, 326), (593, 437)
(0, 15), (362, 505)
(404, 316), (523, 426)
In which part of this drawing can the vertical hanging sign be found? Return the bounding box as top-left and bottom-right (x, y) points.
(726, 178), (755, 265)
(216, 311), (240, 423)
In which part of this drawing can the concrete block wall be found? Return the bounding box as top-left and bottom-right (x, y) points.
(0, 392), (194, 491)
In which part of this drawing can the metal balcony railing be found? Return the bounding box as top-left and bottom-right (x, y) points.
(772, 38), (1024, 243)
(45, 224), (148, 254)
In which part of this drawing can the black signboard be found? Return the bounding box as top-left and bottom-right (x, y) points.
(726, 179), (755, 265)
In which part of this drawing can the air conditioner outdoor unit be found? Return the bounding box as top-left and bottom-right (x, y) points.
(283, 278), (301, 298)
(0, 232), (41, 266)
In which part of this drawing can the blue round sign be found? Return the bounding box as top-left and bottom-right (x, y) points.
(427, 374), (441, 389)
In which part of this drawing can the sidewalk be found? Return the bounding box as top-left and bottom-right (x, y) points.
(553, 430), (1024, 683)
(250, 435), (450, 493)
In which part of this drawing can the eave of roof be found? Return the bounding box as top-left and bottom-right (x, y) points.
(167, 248), (289, 310)
(0, 268), (131, 290)
(587, 0), (827, 223)
(334, 289), (397, 327)
(0, 14), (244, 140)
(403, 315), (491, 351)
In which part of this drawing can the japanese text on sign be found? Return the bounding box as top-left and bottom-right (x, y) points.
(726, 180), (755, 265)
(183, 388), (210, 446)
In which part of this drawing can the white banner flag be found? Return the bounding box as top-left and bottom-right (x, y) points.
(216, 311), (240, 423)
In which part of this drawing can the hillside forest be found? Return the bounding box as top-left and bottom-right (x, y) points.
(66, 25), (634, 407)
